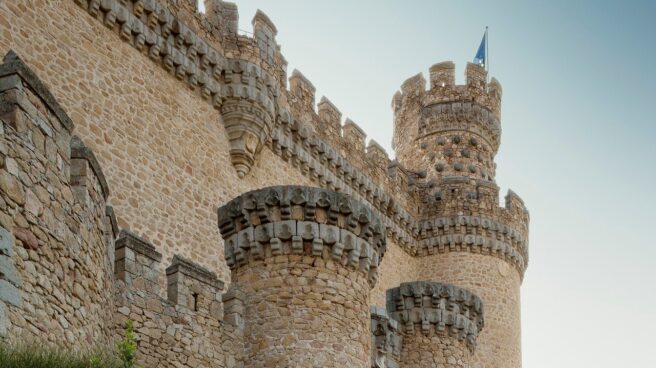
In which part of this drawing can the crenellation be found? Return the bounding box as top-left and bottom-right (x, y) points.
(342, 118), (367, 168)
(70, 135), (110, 201)
(166, 254), (224, 317)
(465, 62), (487, 92)
(289, 68), (316, 116)
(204, 0), (239, 36)
(429, 61), (456, 88)
(114, 230), (163, 295)
(386, 281), (484, 366)
(317, 96), (342, 147)
(400, 73), (426, 97)
(1, 3), (531, 367)
(366, 139), (391, 183)
(252, 9), (278, 65)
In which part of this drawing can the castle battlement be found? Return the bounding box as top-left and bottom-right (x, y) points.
(386, 281), (484, 366)
(1, 1), (531, 366)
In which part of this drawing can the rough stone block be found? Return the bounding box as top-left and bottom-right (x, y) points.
(0, 226), (12, 257)
(0, 279), (21, 307)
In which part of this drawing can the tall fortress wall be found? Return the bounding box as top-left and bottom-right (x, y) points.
(0, 1), (529, 367)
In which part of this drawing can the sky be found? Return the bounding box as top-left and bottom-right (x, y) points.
(202, 1), (656, 366)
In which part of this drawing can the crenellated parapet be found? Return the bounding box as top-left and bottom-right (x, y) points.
(393, 62), (502, 183)
(424, 62), (501, 119)
(111, 230), (242, 367)
(69, 0), (529, 281)
(268, 116), (421, 253)
(166, 254), (225, 318)
(387, 282), (484, 351)
(73, 0), (284, 178)
(217, 186), (389, 367)
(217, 185), (387, 286)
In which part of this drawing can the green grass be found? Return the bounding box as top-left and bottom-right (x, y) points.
(0, 343), (122, 368)
(0, 320), (140, 368)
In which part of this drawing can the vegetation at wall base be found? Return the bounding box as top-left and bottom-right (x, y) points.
(0, 320), (140, 368)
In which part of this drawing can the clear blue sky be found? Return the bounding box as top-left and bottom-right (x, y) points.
(203, 1), (656, 366)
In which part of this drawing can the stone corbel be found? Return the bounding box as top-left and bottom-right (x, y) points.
(220, 98), (274, 178)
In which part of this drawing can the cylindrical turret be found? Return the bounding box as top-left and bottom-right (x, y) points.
(386, 281), (484, 368)
(393, 62), (502, 182)
(392, 63), (529, 368)
(218, 186), (387, 367)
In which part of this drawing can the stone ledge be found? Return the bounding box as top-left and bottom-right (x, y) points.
(115, 230), (162, 262)
(166, 254), (224, 290)
(0, 51), (74, 131)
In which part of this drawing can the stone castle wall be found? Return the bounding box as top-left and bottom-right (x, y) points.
(0, 52), (114, 345)
(0, 1), (530, 367)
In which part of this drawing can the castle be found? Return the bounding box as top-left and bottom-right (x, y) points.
(0, 1), (529, 367)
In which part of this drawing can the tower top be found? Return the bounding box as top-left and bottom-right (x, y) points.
(392, 62), (504, 182)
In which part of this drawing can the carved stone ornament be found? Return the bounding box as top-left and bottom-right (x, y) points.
(220, 98), (275, 178)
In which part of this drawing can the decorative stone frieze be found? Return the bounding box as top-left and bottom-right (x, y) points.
(371, 306), (403, 368)
(418, 215), (527, 270)
(218, 185), (386, 286)
(387, 281), (484, 367)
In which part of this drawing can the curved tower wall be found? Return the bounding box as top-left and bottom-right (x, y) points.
(392, 62), (530, 368)
(217, 186), (387, 368)
(386, 281), (484, 368)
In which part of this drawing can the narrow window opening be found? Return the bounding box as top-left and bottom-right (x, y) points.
(192, 293), (199, 311)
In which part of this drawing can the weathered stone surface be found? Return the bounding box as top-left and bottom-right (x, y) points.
(0, 279), (21, 307)
(0, 2), (531, 367)
(371, 307), (403, 368)
(0, 302), (7, 337)
(0, 226), (12, 256)
(218, 186), (385, 367)
(386, 281), (484, 367)
(12, 227), (38, 250)
(218, 186), (386, 286)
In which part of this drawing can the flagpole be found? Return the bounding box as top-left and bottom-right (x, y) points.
(485, 26), (489, 83)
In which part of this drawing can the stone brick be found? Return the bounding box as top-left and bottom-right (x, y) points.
(0, 1), (530, 367)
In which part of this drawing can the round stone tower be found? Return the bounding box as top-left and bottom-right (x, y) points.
(387, 281), (484, 368)
(392, 62), (530, 368)
(217, 186), (386, 367)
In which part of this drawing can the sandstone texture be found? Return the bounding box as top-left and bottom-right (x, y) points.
(0, 1), (529, 367)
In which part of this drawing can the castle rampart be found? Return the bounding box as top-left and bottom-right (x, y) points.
(0, 51), (114, 345)
(1, 1), (530, 367)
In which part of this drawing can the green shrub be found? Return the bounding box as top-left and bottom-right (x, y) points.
(115, 320), (139, 368)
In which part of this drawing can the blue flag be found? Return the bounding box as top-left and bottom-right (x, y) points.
(473, 31), (486, 67)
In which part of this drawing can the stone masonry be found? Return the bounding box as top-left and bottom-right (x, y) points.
(0, 1), (530, 367)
